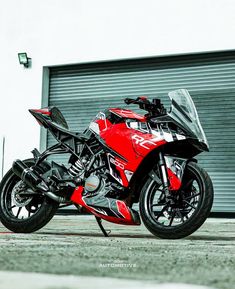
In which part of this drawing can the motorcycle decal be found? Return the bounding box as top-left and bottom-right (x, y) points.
(107, 154), (123, 184)
(126, 121), (185, 144)
(109, 157), (125, 170)
(175, 133), (186, 141)
(126, 121), (150, 134)
(70, 186), (138, 225)
(88, 206), (108, 216)
(89, 121), (100, 135)
(124, 170), (133, 182)
(116, 200), (132, 221)
(132, 134), (158, 150)
(107, 154), (129, 186)
(161, 131), (174, 142)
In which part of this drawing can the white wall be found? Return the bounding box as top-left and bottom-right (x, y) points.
(0, 0), (235, 172)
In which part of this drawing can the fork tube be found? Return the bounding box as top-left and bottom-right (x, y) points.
(158, 152), (171, 201)
(158, 152), (168, 187)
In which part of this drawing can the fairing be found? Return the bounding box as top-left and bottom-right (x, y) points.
(71, 186), (140, 225)
(89, 110), (181, 189)
(88, 90), (207, 189)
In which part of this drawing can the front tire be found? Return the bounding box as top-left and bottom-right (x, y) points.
(0, 159), (59, 233)
(139, 162), (214, 239)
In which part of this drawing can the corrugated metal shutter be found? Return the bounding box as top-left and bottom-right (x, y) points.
(46, 52), (235, 212)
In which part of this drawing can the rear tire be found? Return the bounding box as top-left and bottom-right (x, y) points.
(0, 159), (59, 233)
(139, 162), (214, 239)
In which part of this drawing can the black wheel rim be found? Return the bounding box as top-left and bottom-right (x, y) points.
(2, 173), (44, 221)
(146, 167), (203, 228)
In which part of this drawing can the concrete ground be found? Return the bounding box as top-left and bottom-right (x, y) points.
(0, 215), (234, 289)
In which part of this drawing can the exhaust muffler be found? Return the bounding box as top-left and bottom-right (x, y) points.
(12, 160), (66, 203)
(12, 160), (49, 192)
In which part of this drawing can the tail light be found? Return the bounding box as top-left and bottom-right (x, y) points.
(30, 108), (51, 116)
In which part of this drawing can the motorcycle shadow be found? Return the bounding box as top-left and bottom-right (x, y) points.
(36, 232), (235, 241)
(36, 231), (156, 239)
(186, 235), (235, 241)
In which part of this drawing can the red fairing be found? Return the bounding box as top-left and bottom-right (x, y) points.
(90, 107), (168, 187)
(70, 186), (85, 206)
(70, 186), (137, 225)
(109, 108), (146, 121)
(99, 201), (136, 225)
(96, 118), (112, 131)
(116, 200), (132, 222)
(100, 123), (166, 187)
(103, 123), (166, 161)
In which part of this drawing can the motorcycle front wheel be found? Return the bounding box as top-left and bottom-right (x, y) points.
(139, 161), (214, 239)
(0, 158), (59, 233)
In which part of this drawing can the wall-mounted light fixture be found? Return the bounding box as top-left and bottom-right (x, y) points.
(18, 52), (31, 68)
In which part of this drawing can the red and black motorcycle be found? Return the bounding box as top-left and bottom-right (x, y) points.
(0, 89), (213, 239)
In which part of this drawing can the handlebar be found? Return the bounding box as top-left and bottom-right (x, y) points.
(124, 96), (149, 105)
(124, 98), (137, 105)
(124, 96), (166, 117)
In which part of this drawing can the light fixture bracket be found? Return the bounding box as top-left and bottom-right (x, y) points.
(18, 52), (31, 68)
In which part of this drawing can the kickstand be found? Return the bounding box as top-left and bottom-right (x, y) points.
(95, 216), (111, 237)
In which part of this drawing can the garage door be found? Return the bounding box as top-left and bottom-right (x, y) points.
(45, 51), (235, 212)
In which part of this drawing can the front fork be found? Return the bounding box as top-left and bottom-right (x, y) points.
(158, 152), (172, 204)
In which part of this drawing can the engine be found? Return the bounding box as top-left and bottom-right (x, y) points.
(68, 155), (106, 196)
(68, 154), (124, 199)
(84, 174), (101, 193)
(67, 134), (126, 199)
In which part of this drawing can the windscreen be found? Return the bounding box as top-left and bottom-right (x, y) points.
(168, 89), (208, 146)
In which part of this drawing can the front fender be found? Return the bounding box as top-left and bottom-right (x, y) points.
(164, 156), (187, 190)
(164, 156), (198, 190)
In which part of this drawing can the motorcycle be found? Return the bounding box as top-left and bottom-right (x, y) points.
(0, 89), (213, 239)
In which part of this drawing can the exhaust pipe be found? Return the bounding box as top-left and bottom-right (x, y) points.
(12, 160), (48, 192)
(12, 159), (66, 203)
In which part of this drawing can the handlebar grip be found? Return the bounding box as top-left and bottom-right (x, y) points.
(124, 98), (135, 105)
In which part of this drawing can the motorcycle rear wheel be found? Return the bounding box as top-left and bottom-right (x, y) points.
(0, 159), (59, 233)
(139, 161), (213, 239)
